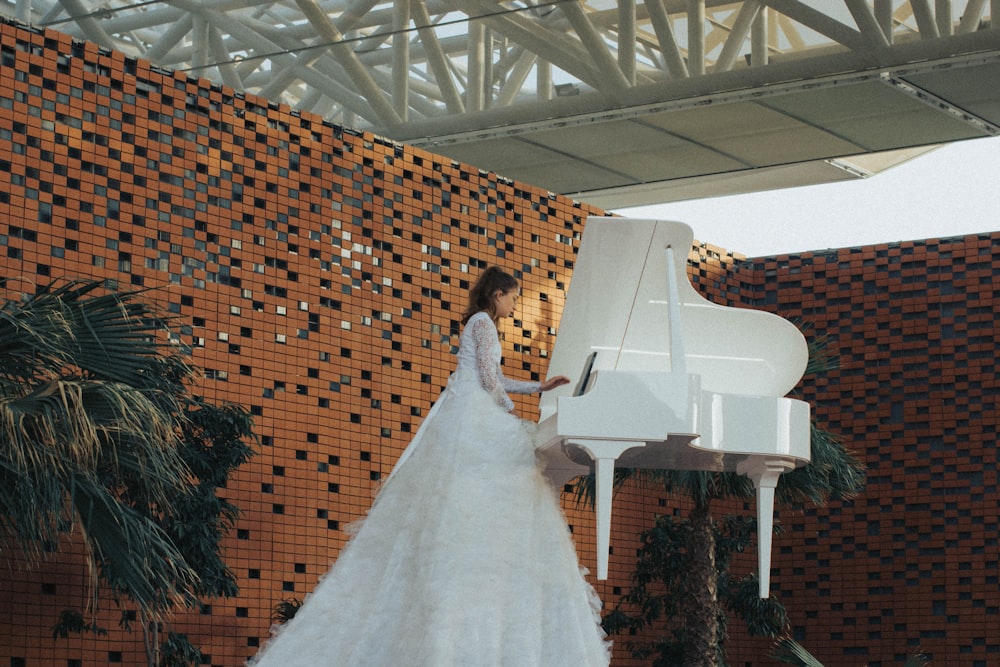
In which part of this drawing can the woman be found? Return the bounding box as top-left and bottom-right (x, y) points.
(250, 266), (611, 666)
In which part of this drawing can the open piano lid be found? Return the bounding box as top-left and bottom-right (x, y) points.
(539, 217), (808, 421)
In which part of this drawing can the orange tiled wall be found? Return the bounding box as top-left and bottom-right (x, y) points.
(2, 16), (999, 667)
(0, 17), (617, 666)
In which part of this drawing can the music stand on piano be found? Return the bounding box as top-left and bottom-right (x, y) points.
(572, 351), (598, 397)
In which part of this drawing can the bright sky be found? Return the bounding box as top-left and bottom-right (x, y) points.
(617, 136), (1000, 258)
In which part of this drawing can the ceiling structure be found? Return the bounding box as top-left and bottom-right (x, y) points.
(8, 1), (1000, 209)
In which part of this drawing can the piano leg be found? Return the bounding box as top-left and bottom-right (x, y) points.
(737, 457), (797, 598)
(567, 439), (645, 581)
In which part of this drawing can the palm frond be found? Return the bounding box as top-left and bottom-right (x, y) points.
(73, 478), (200, 617)
(0, 279), (188, 389)
(45, 281), (187, 387)
(803, 333), (839, 377)
(904, 651), (932, 667)
(567, 467), (636, 508)
(569, 466), (757, 511)
(637, 468), (756, 506)
(0, 379), (193, 578)
(777, 323), (866, 507)
(0, 379), (190, 502)
(0, 279), (254, 627)
(0, 293), (74, 385)
(771, 637), (824, 666)
(777, 422), (866, 508)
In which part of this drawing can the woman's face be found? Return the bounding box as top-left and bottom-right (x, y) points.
(494, 288), (519, 318)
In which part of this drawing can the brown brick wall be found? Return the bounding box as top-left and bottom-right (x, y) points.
(744, 242), (1000, 666)
(1, 16), (997, 667)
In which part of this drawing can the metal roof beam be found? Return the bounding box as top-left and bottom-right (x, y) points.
(764, 0), (869, 49)
(292, 0), (402, 125)
(558, 0), (631, 92)
(714, 0), (763, 72)
(645, 0), (690, 79)
(443, 0), (605, 91)
(411, 0), (464, 112)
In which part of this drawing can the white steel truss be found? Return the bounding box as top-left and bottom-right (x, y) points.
(7, 1), (1000, 205)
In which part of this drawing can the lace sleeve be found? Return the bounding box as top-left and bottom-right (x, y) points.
(502, 376), (543, 396)
(468, 317), (514, 412)
(468, 315), (542, 411)
(469, 315), (518, 412)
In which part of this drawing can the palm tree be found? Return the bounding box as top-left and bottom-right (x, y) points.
(578, 331), (866, 666)
(0, 278), (254, 651)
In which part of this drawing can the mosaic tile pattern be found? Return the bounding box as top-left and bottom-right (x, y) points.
(0, 19), (609, 666)
(702, 241), (1000, 667)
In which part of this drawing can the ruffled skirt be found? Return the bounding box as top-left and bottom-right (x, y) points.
(249, 371), (610, 666)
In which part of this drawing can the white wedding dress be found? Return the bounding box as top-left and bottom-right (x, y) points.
(249, 311), (611, 666)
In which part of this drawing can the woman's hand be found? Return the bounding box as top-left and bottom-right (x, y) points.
(540, 375), (571, 392)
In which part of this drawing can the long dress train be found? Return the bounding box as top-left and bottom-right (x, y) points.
(249, 311), (611, 666)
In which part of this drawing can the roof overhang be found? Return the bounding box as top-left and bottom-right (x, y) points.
(392, 32), (1000, 208)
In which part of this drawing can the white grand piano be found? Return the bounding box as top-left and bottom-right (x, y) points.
(535, 217), (811, 598)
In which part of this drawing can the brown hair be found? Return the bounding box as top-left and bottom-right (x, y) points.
(461, 266), (518, 324)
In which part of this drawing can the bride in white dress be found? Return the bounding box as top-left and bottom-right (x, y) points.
(249, 266), (611, 666)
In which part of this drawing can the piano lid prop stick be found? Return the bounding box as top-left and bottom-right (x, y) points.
(664, 244), (687, 376)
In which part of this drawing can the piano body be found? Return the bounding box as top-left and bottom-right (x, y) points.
(535, 217), (811, 597)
